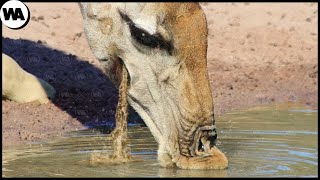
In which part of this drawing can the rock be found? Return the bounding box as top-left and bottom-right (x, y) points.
(2, 53), (56, 104)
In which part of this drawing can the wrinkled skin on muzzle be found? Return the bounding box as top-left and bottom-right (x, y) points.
(80, 2), (228, 169)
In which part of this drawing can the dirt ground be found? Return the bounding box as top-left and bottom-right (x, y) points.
(2, 3), (318, 148)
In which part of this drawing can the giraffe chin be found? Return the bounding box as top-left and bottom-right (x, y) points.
(175, 146), (228, 170)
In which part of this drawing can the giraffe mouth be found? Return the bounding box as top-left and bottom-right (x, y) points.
(180, 124), (218, 157)
(196, 129), (218, 155)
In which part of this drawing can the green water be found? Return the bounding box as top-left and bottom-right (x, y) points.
(2, 103), (318, 177)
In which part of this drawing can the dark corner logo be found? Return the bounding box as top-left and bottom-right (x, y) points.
(0, 0), (30, 30)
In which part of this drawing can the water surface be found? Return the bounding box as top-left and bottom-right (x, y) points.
(2, 103), (318, 177)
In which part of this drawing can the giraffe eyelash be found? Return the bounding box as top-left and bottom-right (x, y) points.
(118, 10), (173, 55)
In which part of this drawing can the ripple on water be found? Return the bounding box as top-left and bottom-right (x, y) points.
(2, 103), (318, 177)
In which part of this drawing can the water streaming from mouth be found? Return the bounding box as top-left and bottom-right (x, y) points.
(2, 103), (318, 177)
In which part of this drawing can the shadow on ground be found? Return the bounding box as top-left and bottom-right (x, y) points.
(2, 37), (144, 130)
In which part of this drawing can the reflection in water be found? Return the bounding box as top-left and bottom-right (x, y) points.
(2, 103), (318, 177)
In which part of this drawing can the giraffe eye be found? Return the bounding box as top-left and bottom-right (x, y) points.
(128, 24), (166, 49)
(119, 10), (173, 55)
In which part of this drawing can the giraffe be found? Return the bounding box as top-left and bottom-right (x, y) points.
(79, 2), (228, 169)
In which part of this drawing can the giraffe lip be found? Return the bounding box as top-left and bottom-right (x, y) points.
(194, 135), (218, 157)
(180, 124), (218, 157)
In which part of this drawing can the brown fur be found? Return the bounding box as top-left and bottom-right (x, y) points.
(162, 3), (213, 117)
(157, 3), (228, 169)
(176, 147), (228, 169)
(99, 17), (113, 35)
(80, 2), (228, 169)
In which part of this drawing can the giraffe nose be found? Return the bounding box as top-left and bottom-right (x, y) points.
(208, 128), (218, 148)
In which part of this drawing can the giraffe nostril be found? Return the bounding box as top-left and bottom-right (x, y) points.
(198, 139), (204, 152)
(208, 128), (218, 148)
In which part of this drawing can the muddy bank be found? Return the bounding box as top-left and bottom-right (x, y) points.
(2, 3), (318, 148)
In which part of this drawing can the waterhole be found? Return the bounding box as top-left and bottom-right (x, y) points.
(2, 103), (318, 177)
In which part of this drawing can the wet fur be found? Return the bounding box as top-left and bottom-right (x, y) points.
(110, 62), (131, 162)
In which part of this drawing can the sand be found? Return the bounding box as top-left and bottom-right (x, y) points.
(2, 3), (318, 148)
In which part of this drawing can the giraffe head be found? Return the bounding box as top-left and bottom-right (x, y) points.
(80, 3), (228, 169)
